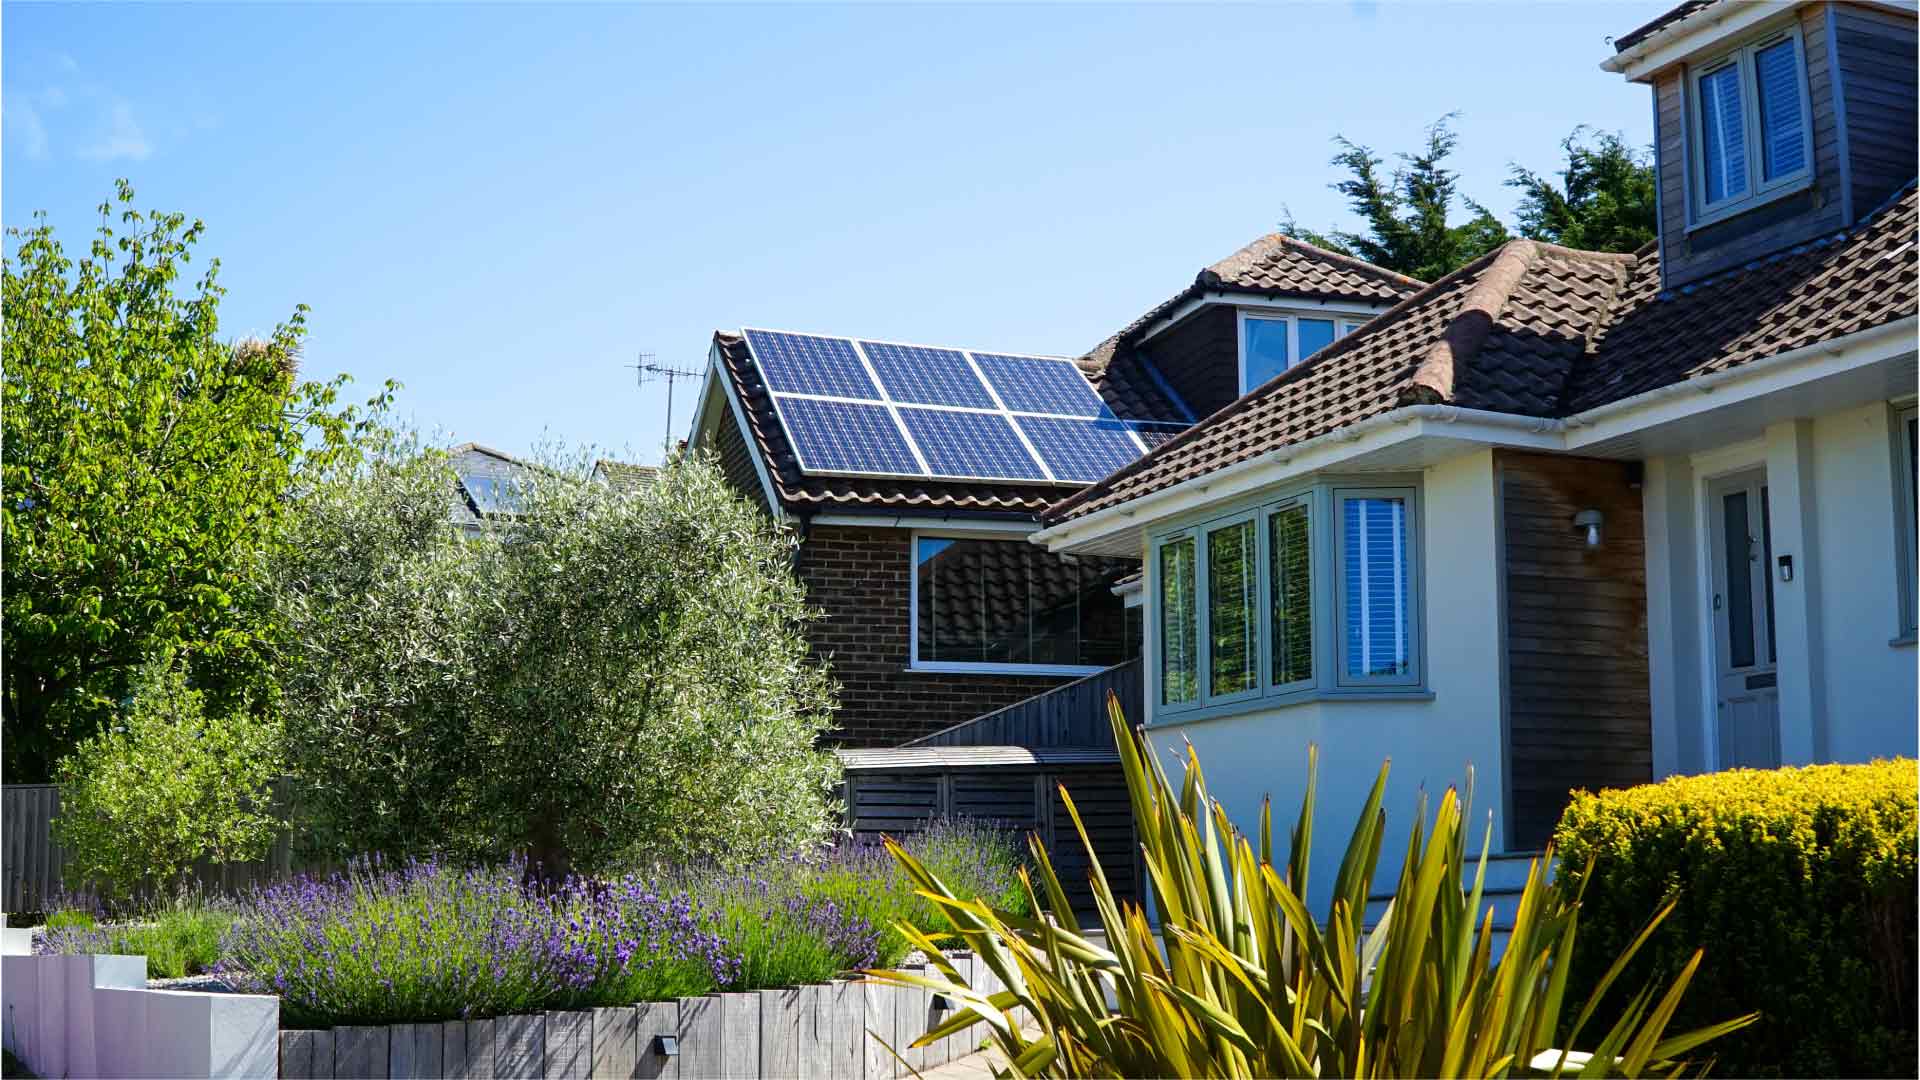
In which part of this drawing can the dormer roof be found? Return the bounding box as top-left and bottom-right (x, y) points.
(1119, 233), (1424, 347)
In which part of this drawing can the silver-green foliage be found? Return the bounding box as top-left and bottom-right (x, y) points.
(268, 437), (841, 873)
(54, 654), (282, 902)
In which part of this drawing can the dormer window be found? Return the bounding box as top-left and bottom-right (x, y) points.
(1689, 27), (1812, 224)
(1238, 311), (1366, 394)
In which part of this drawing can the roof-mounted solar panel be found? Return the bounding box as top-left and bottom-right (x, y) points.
(743, 329), (878, 398)
(739, 327), (1191, 485)
(1016, 416), (1145, 483)
(897, 407), (1050, 481)
(971, 353), (1111, 417)
(775, 397), (922, 476)
(860, 341), (996, 409)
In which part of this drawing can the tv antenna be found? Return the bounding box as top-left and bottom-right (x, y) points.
(627, 352), (702, 457)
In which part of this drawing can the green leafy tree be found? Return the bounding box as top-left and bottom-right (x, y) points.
(269, 439), (843, 878)
(54, 652), (282, 903)
(1284, 120), (1657, 280)
(2, 182), (373, 781)
(1508, 127), (1658, 253)
(1283, 115), (1510, 282)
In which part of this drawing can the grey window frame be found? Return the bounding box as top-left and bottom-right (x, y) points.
(1147, 476), (1427, 726)
(1333, 485), (1424, 689)
(1685, 23), (1815, 229)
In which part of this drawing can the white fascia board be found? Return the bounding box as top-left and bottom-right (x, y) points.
(1561, 315), (1919, 449)
(1137, 291), (1394, 345)
(1600, 1), (1797, 80)
(1037, 316), (1919, 554)
(705, 344), (787, 522)
(808, 514), (1037, 535)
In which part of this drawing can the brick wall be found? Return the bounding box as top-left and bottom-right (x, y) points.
(711, 405), (773, 517)
(797, 525), (1072, 747)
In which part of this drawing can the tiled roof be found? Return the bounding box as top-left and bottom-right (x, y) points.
(593, 459), (658, 493)
(1613, 0), (1716, 53)
(1044, 184), (1919, 526)
(1114, 233), (1424, 348)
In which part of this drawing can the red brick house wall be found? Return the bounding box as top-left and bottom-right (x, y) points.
(797, 525), (1073, 746)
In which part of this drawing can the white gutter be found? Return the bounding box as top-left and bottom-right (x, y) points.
(1599, 1), (1794, 80)
(1560, 314), (1918, 446)
(1037, 316), (1918, 551)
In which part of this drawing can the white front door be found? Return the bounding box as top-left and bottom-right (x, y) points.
(1707, 469), (1781, 769)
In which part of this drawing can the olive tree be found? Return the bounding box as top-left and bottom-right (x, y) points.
(269, 439), (842, 876)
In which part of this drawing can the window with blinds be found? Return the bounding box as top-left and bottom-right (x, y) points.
(1207, 519), (1258, 698)
(1269, 502), (1313, 688)
(1339, 491), (1415, 684)
(1690, 27), (1811, 220)
(1159, 536), (1198, 705)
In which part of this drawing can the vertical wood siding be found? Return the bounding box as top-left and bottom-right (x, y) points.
(1498, 453), (1652, 849)
(1833, 3), (1918, 215)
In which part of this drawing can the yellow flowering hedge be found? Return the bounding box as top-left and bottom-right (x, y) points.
(1554, 758), (1917, 1078)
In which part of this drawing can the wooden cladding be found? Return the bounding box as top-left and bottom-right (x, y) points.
(1498, 452), (1653, 850)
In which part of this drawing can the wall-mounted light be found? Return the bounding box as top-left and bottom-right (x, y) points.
(931, 994), (953, 1012)
(1573, 509), (1605, 549)
(653, 1034), (679, 1059)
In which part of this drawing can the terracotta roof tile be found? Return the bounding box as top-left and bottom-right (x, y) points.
(1044, 184), (1918, 526)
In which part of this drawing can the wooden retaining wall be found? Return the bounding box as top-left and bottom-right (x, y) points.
(278, 954), (1007, 1080)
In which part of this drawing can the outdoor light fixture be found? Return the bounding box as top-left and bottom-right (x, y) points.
(653, 1035), (679, 1058)
(931, 994), (953, 1012)
(1573, 509), (1605, 549)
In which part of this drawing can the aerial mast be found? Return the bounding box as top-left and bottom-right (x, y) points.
(627, 352), (702, 459)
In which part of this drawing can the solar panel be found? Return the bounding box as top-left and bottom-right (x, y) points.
(897, 407), (1049, 481)
(972, 353), (1110, 417)
(1130, 421), (1189, 448)
(1016, 416), (1144, 483)
(775, 397), (922, 476)
(860, 341), (995, 408)
(743, 329), (878, 399)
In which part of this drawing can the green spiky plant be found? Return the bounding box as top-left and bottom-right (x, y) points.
(869, 694), (1756, 1077)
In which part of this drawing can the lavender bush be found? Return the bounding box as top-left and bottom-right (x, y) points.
(202, 820), (1029, 1027)
(218, 859), (733, 1027)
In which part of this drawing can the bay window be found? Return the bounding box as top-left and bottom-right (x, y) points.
(1150, 480), (1424, 717)
(1689, 27), (1812, 223)
(913, 535), (1133, 674)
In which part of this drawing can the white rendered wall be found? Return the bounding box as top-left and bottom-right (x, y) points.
(1145, 450), (1508, 913)
(1806, 403), (1917, 760)
(1639, 402), (1917, 774)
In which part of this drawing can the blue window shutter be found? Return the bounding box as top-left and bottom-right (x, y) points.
(1755, 40), (1805, 181)
(1699, 64), (1748, 204)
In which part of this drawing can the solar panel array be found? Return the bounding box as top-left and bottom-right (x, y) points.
(742, 328), (1188, 484)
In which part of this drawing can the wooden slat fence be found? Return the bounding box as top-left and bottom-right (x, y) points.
(3, 781), (303, 913)
(842, 762), (1139, 915)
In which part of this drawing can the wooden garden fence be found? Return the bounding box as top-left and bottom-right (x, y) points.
(2, 782), (301, 913)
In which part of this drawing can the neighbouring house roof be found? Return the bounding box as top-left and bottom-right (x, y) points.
(448, 443), (539, 531)
(709, 330), (1193, 516)
(593, 459), (658, 493)
(1043, 183), (1919, 526)
(1114, 233), (1425, 348)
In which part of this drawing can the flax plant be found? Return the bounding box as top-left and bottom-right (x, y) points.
(870, 694), (1756, 1078)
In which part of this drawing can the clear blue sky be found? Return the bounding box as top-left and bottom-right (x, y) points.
(4, 1), (1670, 464)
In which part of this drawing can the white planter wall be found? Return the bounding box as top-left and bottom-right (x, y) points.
(1, 952), (279, 1080)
